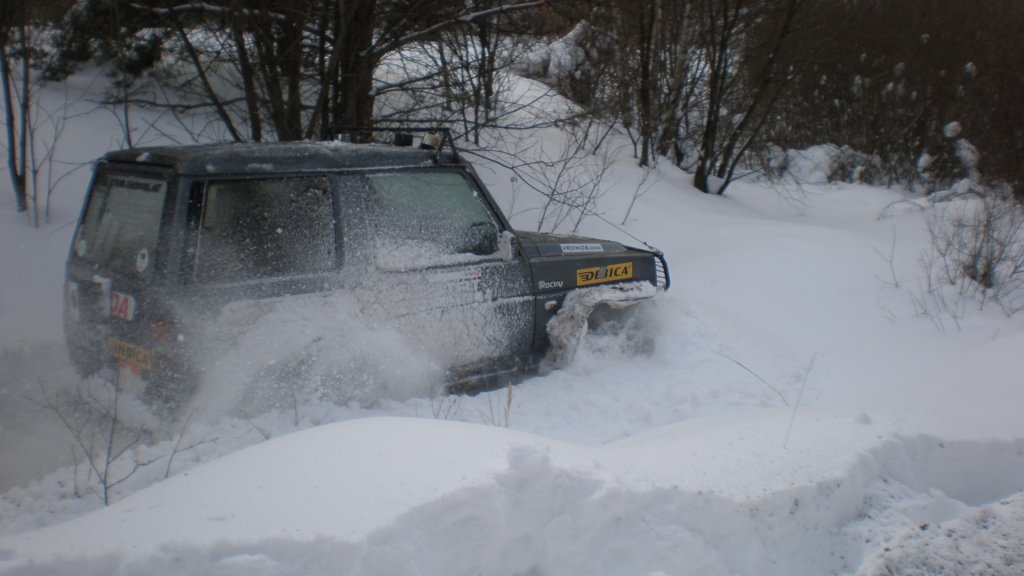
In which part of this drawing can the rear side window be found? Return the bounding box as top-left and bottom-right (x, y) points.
(75, 172), (167, 278)
(193, 177), (336, 282)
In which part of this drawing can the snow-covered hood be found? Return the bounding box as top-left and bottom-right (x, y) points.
(514, 230), (633, 259)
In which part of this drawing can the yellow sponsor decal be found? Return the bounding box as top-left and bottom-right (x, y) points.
(108, 337), (152, 371)
(576, 262), (634, 287)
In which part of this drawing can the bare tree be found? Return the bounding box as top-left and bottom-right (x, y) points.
(561, 1), (703, 169)
(466, 120), (613, 233)
(615, 0), (700, 168)
(622, 162), (661, 224)
(38, 376), (154, 506)
(27, 90), (78, 226)
(691, 0), (808, 195)
(114, 0), (550, 143)
(558, 0), (805, 192)
(1, 0), (30, 212)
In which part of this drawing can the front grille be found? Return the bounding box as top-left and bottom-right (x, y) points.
(654, 252), (670, 290)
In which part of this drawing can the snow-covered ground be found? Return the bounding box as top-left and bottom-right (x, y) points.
(1, 67), (1023, 576)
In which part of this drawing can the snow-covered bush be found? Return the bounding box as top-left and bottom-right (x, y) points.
(922, 184), (1024, 317)
(772, 145), (884, 185)
(514, 21), (588, 83)
(772, 133), (978, 193)
(914, 121), (980, 194)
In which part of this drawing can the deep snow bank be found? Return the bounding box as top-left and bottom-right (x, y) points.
(1, 415), (1023, 576)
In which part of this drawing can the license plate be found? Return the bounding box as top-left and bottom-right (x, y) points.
(108, 337), (152, 371)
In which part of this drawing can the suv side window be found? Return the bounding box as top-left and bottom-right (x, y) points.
(192, 177), (336, 282)
(368, 171), (499, 268)
(75, 172), (168, 279)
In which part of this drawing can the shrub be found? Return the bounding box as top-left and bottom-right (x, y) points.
(924, 183), (1024, 316)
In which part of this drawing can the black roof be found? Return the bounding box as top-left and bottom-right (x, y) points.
(100, 141), (462, 176)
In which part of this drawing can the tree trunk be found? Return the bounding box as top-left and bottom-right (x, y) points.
(231, 2), (263, 142)
(636, 0), (656, 167)
(1, 39), (28, 212)
(172, 17), (243, 142)
(335, 0), (377, 140)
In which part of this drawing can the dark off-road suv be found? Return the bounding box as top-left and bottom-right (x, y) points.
(64, 131), (668, 405)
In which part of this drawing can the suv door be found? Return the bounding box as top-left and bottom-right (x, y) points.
(353, 169), (535, 378)
(65, 166), (176, 394)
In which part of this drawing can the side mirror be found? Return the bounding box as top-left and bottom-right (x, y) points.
(499, 230), (517, 261)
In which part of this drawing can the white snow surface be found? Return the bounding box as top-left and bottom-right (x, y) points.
(1, 67), (1024, 575)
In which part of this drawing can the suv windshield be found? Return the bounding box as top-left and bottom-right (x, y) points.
(368, 171), (498, 267)
(75, 172), (167, 278)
